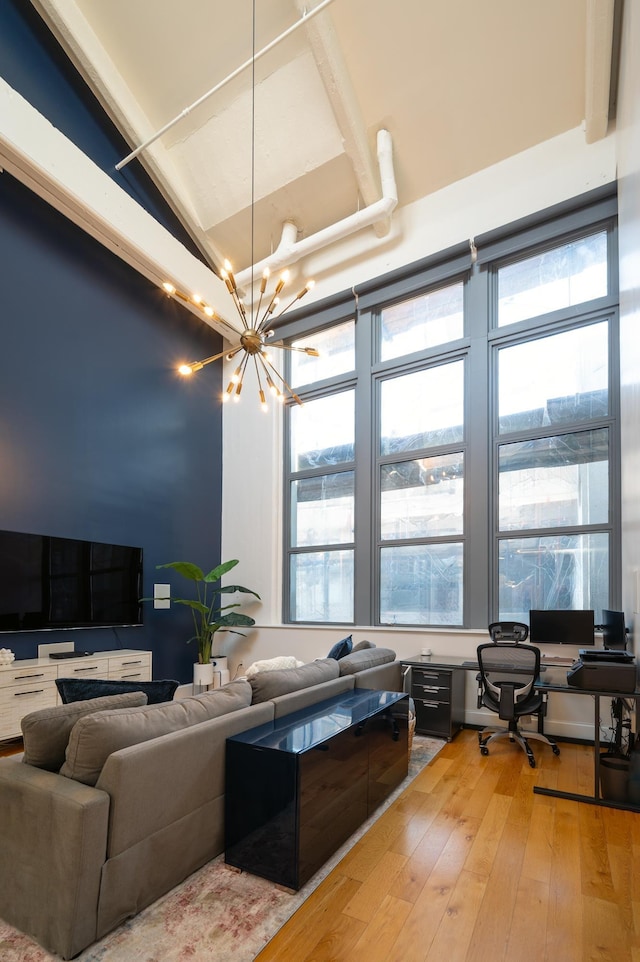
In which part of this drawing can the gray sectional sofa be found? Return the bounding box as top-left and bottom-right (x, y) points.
(0, 647), (401, 959)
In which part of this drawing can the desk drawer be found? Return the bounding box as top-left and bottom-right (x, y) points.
(411, 668), (452, 704)
(414, 698), (452, 738)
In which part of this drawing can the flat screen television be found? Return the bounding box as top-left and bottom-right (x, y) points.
(0, 528), (143, 631)
(601, 608), (627, 651)
(529, 609), (595, 647)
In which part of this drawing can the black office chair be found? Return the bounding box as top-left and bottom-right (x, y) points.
(477, 622), (560, 768)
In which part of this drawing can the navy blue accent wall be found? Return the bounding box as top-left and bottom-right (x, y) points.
(0, 0), (204, 260)
(0, 172), (223, 683)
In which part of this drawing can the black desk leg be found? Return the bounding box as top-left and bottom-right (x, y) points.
(594, 694), (601, 800)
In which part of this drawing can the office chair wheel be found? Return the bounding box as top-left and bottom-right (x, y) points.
(552, 745), (560, 756)
(528, 756), (536, 768)
(480, 746), (489, 756)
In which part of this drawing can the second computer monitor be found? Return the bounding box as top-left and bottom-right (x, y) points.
(601, 609), (627, 650)
(529, 609), (595, 647)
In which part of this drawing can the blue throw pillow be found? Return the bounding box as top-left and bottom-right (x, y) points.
(55, 677), (179, 705)
(326, 634), (353, 660)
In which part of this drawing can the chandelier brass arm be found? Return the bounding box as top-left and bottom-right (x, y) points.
(167, 263), (318, 410)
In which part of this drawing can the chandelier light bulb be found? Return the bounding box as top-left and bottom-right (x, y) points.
(230, 364), (243, 384)
(178, 364), (193, 376)
(163, 281), (176, 294)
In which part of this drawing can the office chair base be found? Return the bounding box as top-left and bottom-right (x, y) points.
(478, 727), (560, 768)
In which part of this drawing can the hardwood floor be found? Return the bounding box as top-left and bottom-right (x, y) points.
(0, 738), (22, 758)
(256, 729), (640, 962)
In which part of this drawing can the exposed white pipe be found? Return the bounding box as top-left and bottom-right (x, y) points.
(235, 128), (398, 290)
(115, 0), (337, 171)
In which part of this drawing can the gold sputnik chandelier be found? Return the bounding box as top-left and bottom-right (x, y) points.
(170, 0), (320, 412)
(167, 265), (318, 411)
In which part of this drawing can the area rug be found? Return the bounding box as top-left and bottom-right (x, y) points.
(0, 735), (443, 962)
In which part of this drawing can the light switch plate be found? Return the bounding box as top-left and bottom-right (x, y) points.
(153, 583), (171, 609)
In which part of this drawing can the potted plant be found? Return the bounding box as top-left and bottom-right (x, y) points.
(154, 559), (260, 686)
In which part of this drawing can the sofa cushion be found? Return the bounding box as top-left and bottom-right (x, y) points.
(21, 691), (149, 772)
(55, 676), (179, 705)
(249, 658), (339, 704)
(337, 647), (396, 675)
(60, 679), (252, 786)
(352, 639), (376, 651)
(326, 634), (353, 660)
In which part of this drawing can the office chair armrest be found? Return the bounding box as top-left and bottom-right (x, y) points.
(476, 673), (482, 709)
(497, 681), (517, 721)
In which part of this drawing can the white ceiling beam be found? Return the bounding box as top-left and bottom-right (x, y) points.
(294, 0), (390, 237)
(29, 0), (224, 269)
(0, 78), (234, 338)
(584, 0), (615, 143)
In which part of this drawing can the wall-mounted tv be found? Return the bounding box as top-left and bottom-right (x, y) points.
(529, 609), (595, 646)
(0, 529), (143, 631)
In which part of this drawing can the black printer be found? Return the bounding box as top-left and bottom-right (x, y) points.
(567, 650), (637, 693)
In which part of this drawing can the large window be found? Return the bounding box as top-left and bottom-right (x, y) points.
(282, 190), (619, 627)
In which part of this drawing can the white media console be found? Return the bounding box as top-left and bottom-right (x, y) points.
(0, 649), (152, 741)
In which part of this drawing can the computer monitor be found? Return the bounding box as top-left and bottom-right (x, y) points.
(529, 609), (595, 647)
(601, 609), (627, 651)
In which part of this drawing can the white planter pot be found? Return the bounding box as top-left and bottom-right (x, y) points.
(193, 662), (215, 689)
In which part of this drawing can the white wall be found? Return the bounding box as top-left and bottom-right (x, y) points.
(220, 125), (618, 739)
(617, 0), (640, 640)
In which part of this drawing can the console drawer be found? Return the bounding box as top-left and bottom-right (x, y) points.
(56, 658), (107, 678)
(0, 664), (58, 689)
(108, 652), (151, 677)
(0, 679), (58, 738)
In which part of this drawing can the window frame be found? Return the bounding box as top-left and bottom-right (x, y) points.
(279, 186), (620, 627)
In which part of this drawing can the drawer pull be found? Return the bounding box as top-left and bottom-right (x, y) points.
(119, 673), (142, 679)
(15, 689), (45, 696)
(120, 660), (143, 666)
(73, 666), (98, 672)
(421, 701), (440, 709)
(14, 673), (45, 680)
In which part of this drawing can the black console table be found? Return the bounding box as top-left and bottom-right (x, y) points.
(225, 689), (409, 889)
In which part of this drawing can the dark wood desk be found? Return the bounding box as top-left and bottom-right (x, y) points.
(403, 653), (640, 811)
(533, 674), (640, 811)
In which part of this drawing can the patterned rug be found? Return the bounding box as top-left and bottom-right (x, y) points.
(0, 735), (443, 962)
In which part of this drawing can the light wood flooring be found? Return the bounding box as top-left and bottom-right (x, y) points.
(256, 729), (640, 962)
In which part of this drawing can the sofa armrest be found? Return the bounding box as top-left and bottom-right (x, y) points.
(0, 756), (109, 959)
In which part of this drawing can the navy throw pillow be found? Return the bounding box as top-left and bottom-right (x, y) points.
(55, 677), (179, 705)
(326, 634), (353, 660)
